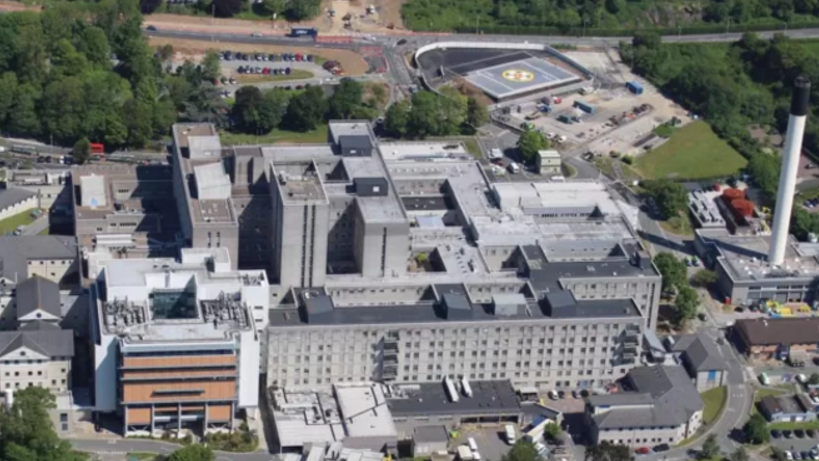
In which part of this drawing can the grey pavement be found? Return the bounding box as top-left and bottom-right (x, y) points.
(22, 214), (49, 236)
(70, 438), (277, 461)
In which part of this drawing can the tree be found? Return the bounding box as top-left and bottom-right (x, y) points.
(809, 373), (819, 385)
(743, 413), (769, 445)
(692, 269), (719, 288)
(699, 434), (720, 460)
(674, 286), (699, 327)
(73, 137), (92, 165)
(212, 0), (244, 17)
(141, 0), (163, 14)
(652, 252), (687, 293)
(231, 86), (290, 135)
(0, 387), (86, 461)
(260, 0), (287, 15)
(328, 78), (365, 120)
(168, 444), (215, 461)
(384, 100), (410, 138)
(284, 86), (327, 131)
(407, 91), (440, 138)
(201, 50), (222, 83)
(642, 179), (687, 220)
(544, 422), (562, 443)
(731, 447), (749, 461)
(465, 96), (489, 133)
(632, 30), (662, 50)
(502, 440), (540, 461)
(517, 128), (549, 163)
(287, 0), (321, 19)
(585, 441), (633, 461)
(77, 26), (111, 67)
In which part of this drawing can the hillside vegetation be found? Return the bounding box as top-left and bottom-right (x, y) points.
(401, 0), (819, 33)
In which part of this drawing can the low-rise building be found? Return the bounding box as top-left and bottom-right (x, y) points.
(387, 379), (521, 436)
(0, 235), (79, 288)
(759, 394), (816, 423)
(412, 426), (449, 457)
(667, 332), (728, 391)
(733, 318), (819, 360)
(1, 169), (71, 212)
(536, 150), (562, 176)
(586, 366), (704, 448)
(270, 382), (398, 452)
(0, 188), (37, 221)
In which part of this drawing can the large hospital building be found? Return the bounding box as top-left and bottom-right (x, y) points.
(77, 121), (661, 433)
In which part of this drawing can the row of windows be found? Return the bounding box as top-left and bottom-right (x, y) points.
(1, 359), (69, 364)
(4, 368), (66, 377)
(273, 324), (635, 340)
(28, 260), (71, 265)
(3, 379), (66, 388)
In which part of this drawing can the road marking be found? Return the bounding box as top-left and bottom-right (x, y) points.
(106, 440), (117, 444)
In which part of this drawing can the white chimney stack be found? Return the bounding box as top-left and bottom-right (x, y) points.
(769, 76), (811, 266)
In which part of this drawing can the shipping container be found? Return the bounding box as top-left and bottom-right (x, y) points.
(290, 27), (318, 37)
(573, 100), (597, 115)
(626, 81), (644, 95)
(90, 142), (105, 154)
(557, 114), (573, 124)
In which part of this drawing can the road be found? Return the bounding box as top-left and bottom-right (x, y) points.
(23, 214), (49, 236)
(70, 438), (277, 461)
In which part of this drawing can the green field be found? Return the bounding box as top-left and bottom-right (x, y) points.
(702, 386), (727, 425)
(0, 209), (39, 235)
(219, 124), (329, 145)
(635, 121), (748, 180)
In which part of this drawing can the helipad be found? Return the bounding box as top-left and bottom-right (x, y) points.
(465, 56), (581, 100)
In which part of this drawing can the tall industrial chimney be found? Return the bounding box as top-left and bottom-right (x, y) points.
(769, 76), (811, 266)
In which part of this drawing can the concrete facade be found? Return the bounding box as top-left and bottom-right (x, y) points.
(0, 188), (37, 221)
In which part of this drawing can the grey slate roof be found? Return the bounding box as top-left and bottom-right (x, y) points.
(413, 425), (448, 444)
(16, 276), (61, 320)
(678, 332), (728, 372)
(590, 366), (704, 429)
(0, 188), (36, 210)
(0, 236), (77, 284)
(0, 329), (74, 358)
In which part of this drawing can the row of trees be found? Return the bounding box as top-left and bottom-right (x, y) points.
(0, 1), (233, 151)
(653, 252), (699, 327)
(229, 79), (388, 136)
(141, 0), (321, 20)
(383, 88), (488, 139)
(401, 0), (819, 33)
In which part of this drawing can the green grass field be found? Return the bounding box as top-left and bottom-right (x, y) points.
(701, 386), (727, 425)
(219, 124), (329, 145)
(0, 209), (39, 235)
(635, 121), (748, 180)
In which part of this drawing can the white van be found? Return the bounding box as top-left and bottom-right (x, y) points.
(548, 390), (559, 400)
(508, 162), (520, 174)
(473, 452), (482, 461)
(468, 438), (478, 452)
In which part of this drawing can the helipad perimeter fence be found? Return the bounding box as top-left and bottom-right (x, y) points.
(412, 41), (595, 100)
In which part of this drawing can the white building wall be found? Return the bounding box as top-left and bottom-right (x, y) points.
(0, 195), (37, 221)
(237, 329), (260, 409)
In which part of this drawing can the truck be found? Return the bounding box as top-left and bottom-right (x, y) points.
(557, 114), (574, 124)
(289, 27), (318, 38)
(505, 424), (516, 444)
(574, 100), (597, 115)
(626, 81), (644, 95)
(457, 445), (473, 461)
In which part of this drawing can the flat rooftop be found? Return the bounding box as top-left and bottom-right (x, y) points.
(329, 121), (372, 143)
(378, 142), (471, 162)
(387, 380), (521, 417)
(696, 229), (819, 282)
(173, 123), (218, 149)
(465, 55), (581, 100)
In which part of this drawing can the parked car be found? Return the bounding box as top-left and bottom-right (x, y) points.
(653, 444), (670, 453)
(784, 430), (794, 438)
(807, 429), (817, 438)
(635, 448), (650, 455)
(771, 429), (782, 439)
(797, 429), (807, 438)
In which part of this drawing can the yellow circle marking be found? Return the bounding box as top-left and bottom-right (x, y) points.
(502, 69), (535, 82)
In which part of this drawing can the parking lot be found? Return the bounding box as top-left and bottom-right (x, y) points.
(451, 426), (514, 461)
